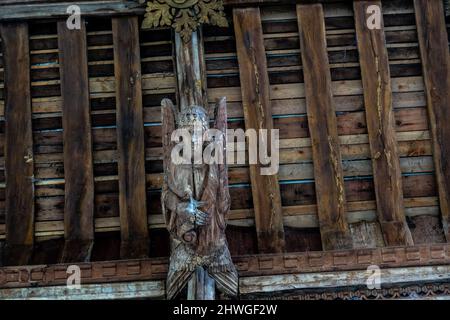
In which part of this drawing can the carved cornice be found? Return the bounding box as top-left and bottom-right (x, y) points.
(241, 282), (450, 300)
(141, 0), (228, 41)
(0, 244), (449, 289)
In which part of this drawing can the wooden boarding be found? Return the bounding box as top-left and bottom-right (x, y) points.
(112, 16), (149, 258)
(57, 19), (95, 262)
(0, 1), (144, 21)
(414, 0), (450, 242)
(0, 196), (440, 240)
(296, 4), (352, 250)
(0, 0), (446, 263)
(354, 1), (413, 246)
(233, 7), (285, 253)
(0, 23), (35, 265)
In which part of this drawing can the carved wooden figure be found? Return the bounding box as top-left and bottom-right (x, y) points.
(161, 97), (238, 299)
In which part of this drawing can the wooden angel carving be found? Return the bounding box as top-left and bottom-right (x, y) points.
(161, 97), (238, 299)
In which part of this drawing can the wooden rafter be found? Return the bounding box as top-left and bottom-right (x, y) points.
(57, 19), (95, 262)
(233, 7), (285, 253)
(0, 23), (35, 266)
(112, 16), (150, 259)
(414, 0), (450, 242)
(296, 3), (352, 250)
(353, 1), (413, 247)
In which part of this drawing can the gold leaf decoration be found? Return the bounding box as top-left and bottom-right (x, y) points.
(142, 0), (228, 41)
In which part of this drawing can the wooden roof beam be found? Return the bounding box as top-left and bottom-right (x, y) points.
(233, 7), (285, 253)
(414, 0), (450, 242)
(112, 16), (150, 259)
(0, 0), (408, 21)
(296, 3), (352, 250)
(353, 1), (413, 247)
(0, 22), (35, 266)
(57, 19), (95, 262)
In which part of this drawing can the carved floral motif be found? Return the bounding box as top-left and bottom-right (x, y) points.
(141, 0), (228, 41)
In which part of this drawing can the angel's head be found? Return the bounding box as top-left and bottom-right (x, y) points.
(176, 105), (209, 130)
(176, 105), (210, 148)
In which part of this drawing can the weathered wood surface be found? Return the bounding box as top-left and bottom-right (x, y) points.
(240, 265), (450, 295)
(170, 29), (241, 299)
(0, 0), (422, 21)
(2, 266), (449, 299)
(0, 195), (440, 240)
(187, 267), (215, 300)
(296, 4), (352, 250)
(349, 221), (384, 249)
(414, 0), (450, 242)
(171, 31), (217, 299)
(175, 31), (208, 109)
(233, 7), (285, 253)
(354, 1), (413, 247)
(410, 215), (447, 244)
(0, 23), (35, 266)
(0, 1), (443, 256)
(9, 76), (430, 117)
(57, 19), (95, 262)
(0, 1), (144, 21)
(112, 16), (149, 258)
(1, 243), (449, 289)
(0, 280), (165, 300)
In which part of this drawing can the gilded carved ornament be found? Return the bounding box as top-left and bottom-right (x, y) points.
(141, 0), (228, 41)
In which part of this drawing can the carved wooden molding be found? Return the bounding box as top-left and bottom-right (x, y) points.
(241, 282), (450, 300)
(0, 280), (166, 300)
(1, 244), (449, 289)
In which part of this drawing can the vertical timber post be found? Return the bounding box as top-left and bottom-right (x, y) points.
(174, 30), (215, 300)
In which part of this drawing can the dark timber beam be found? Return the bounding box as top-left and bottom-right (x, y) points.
(0, 1), (362, 21)
(57, 19), (95, 262)
(296, 3), (352, 250)
(353, 1), (413, 247)
(0, 1), (144, 21)
(233, 7), (285, 253)
(0, 23), (35, 265)
(414, 0), (450, 242)
(112, 16), (149, 259)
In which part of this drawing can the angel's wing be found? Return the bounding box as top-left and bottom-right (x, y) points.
(214, 97), (231, 218)
(161, 98), (177, 172)
(161, 99), (178, 229)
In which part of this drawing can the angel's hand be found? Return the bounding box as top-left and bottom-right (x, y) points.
(182, 187), (193, 200)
